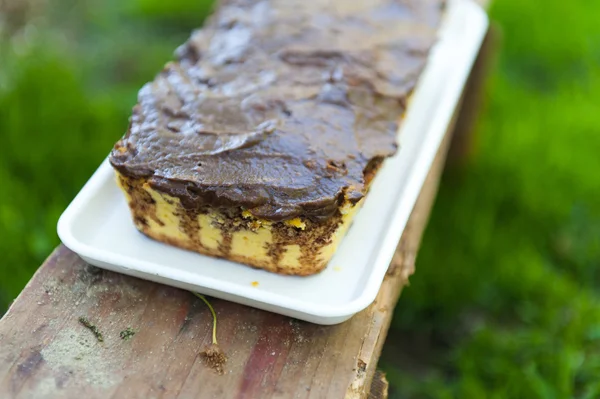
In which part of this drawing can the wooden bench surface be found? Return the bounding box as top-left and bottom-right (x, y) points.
(0, 147), (441, 399)
(0, 2), (490, 397)
(0, 133), (450, 399)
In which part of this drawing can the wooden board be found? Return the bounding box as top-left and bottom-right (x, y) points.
(0, 123), (451, 399)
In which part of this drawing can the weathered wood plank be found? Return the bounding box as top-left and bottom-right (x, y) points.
(0, 124), (451, 399)
(447, 23), (498, 164)
(367, 371), (389, 399)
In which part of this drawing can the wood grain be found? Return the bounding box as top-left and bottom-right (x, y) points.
(0, 124), (451, 399)
(367, 371), (389, 399)
(447, 24), (497, 164)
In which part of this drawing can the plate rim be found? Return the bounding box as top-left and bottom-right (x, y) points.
(57, 0), (489, 324)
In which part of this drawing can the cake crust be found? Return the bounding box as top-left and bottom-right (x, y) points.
(116, 172), (362, 275)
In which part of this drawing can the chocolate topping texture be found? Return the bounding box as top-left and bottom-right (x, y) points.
(110, 0), (444, 222)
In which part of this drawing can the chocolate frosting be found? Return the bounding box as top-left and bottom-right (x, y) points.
(110, 0), (444, 221)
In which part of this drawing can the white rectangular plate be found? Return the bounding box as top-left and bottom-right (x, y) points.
(58, 0), (488, 325)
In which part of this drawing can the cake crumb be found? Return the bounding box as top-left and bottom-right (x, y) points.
(251, 281), (259, 287)
(284, 217), (306, 230)
(333, 266), (342, 272)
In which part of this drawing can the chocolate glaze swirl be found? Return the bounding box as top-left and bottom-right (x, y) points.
(110, 0), (444, 221)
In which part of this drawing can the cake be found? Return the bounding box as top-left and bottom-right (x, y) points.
(109, 0), (444, 275)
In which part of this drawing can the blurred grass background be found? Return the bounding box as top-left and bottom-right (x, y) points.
(1, 0), (599, 396)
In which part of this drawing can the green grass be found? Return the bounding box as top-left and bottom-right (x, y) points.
(0, 0), (212, 307)
(1, 0), (599, 396)
(380, 0), (600, 397)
